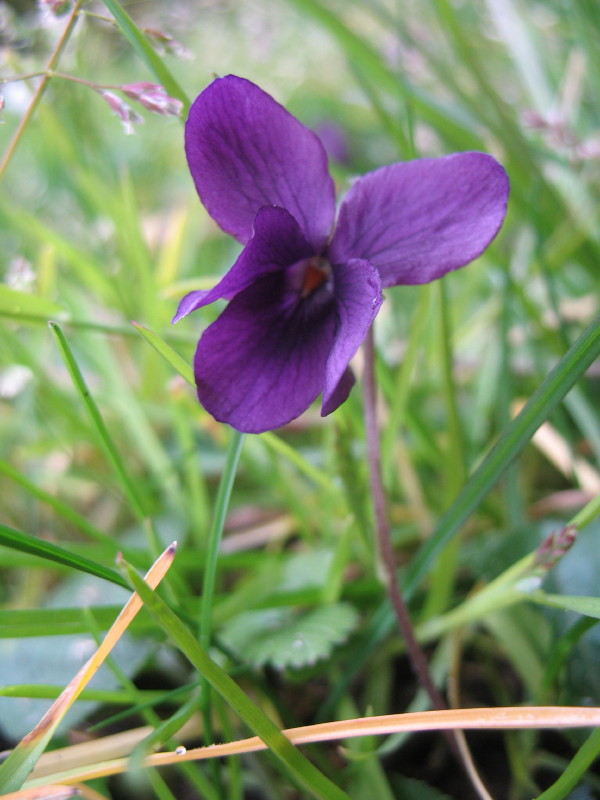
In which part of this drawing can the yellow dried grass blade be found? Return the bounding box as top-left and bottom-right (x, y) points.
(0, 785), (106, 800)
(0, 544), (176, 794)
(0, 786), (80, 799)
(22, 705), (600, 787)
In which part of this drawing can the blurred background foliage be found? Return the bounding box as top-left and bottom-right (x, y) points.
(0, 1), (599, 798)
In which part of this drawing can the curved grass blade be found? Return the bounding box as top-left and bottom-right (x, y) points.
(534, 728), (600, 800)
(0, 524), (128, 589)
(21, 706), (600, 789)
(101, 0), (189, 114)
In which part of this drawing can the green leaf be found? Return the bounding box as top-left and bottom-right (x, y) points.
(0, 524), (128, 589)
(220, 603), (359, 670)
(529, 591), (600, 620)
(132, 320), (194, 386)
(102, 0), (190, 113)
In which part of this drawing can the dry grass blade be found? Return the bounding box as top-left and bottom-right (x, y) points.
(0, 786), (81, 799)
(0, 544), (176, 793)
(0, 785), (107, 800)
(22, 705), (600, 788)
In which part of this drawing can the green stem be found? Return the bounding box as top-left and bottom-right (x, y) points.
(424, 280), (467, 619)
(199, 429), (244, 797)
(200, 430), (245, 650)
(0, 0), (84, 182)
(362, 328), (450, 712)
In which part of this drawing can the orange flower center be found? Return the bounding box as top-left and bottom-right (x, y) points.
(301, 257), (329, 297)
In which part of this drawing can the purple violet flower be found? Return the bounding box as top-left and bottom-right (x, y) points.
(174, 75), (509, 434)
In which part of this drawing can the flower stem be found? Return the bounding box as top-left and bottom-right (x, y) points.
(0, 0), (84, 182)
(362, 326), (448, 712)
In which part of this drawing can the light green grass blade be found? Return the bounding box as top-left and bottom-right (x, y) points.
(132, 321), (195, 386)
(529, 592), (600, 620)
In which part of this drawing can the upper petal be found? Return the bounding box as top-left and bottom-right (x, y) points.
(185, 75), (336, 251)
(194, 272), (338, 433)
(329, 152), (509, 288)
(172, 206), (313, 323)
(321, 258), (383, 416)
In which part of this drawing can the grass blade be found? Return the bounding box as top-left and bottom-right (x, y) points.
(132, 321), (194, 387)
(0, 524), (128, 589)
(408, 314), (600, 587)
(122, 563), (352, 800)
(101, 0), (190, 113)
(48, 321), (147, 521)
(0, 545), (176, 793)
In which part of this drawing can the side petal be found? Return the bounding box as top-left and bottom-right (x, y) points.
(185, 75), (336, 251)
(321, 258), (383, 416)
(329, 152), (509, 288)
(194, 273), (338, 433)
(172, 206), (313, 323)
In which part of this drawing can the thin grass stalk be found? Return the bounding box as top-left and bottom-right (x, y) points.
(199, 429), (244, 798)
(0, 0), (84, 182)
(362, 326), (451, 715)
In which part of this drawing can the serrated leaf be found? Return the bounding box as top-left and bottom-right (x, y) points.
(221, 603), (359, 670)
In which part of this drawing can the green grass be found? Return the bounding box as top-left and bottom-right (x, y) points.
(0, 1), (599, 798)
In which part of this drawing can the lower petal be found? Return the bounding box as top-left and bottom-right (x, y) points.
(321, 258), (383, 416)
(194, 273), (337, 433)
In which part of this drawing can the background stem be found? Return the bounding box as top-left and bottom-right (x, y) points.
(362, 326), (448, 712)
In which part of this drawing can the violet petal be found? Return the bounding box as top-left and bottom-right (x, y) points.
(194, 272), (337, 433)
(329, 152), (509, 288)
(321, 258), (383, 416)
(172, 206), (313, 323)
(185, 75), (336, 250)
